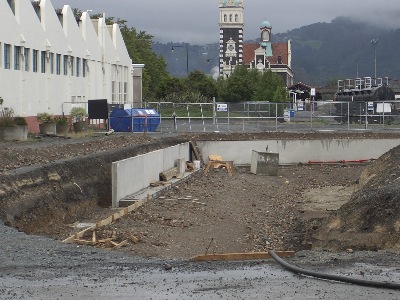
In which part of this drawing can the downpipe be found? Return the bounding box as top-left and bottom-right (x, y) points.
(268, 249), (400, 290)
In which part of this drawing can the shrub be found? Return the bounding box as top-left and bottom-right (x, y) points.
(70, 107), (87, 122)
(14, 116), (27, 126)
(0, 107), (16, 127)
(54, 116), (68, 125)
(37, 112), (54, 123)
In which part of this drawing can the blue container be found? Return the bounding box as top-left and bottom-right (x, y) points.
(109, 108), (160, 132)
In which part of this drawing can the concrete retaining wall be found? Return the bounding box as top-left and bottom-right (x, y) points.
(0, 137), (188, 232)
(197, 139), (400, 164)
(112, 143), (190, 207)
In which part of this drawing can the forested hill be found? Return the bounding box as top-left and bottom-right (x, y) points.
(258, 17), (400, 86)
(153, 17), (400, 87)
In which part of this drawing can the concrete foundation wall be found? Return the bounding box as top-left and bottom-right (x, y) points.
(0, 138), (188, 232)
(112, 143), (189, 207)
(197, 139), (400, 164)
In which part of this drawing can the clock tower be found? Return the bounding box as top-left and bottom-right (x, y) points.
(219, 0), (244, 77)
(260, 20), (272, 57)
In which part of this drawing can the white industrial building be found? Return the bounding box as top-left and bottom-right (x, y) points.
(0, 0), (143, 132)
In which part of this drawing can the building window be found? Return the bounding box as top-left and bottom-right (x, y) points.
(124, 82), (127, 103)
(82, 59), (86, 77)
(56, 54), (61, 75)
(70, 56), (74, 76)
(32, 50), (38, 72)
(50, 52), (54, 74)
(24, 48), (30, 71)
(63, 55), (68, 75)
(112, 81), (116, 103)
(235, 14), (238, 22)
(76, 57), (80, 77)
(4, 44), (11, 69)
(41, 51), (46, 73)
(14, 46), (21, 70)
(119, 82), (123, 103)
(224, 14), (227, 22)
(229, 14), (232, 22)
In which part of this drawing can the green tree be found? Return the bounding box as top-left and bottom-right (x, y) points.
(154, 76), (184, 99)
(184, 70), (218, 101)
(253, 70), (286, 102)
(218, 65), (253, 102)
(83, 13), (169, 101)
(117, 22), (169, 100)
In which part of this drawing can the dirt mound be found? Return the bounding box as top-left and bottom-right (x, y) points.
(312, 144), (400, 251)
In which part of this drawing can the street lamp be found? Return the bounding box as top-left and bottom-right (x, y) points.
(171, 43), (189, 76)
(371, 38), (378, 81)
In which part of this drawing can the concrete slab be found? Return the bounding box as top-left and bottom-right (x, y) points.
(118, 170), (199, 207)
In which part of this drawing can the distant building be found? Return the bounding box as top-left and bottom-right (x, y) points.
(218, 1), (294, 87)
(242, 20), (294, 88)
(0, 0), (143, 132)
(219, 0), (244, 78)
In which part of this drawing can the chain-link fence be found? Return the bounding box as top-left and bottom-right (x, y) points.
(142, 100), (400, 133)
(63, 100), (400, 133)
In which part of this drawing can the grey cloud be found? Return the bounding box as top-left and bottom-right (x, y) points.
(53, 0), (400, 44)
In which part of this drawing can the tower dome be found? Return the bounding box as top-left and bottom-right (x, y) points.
(261, 20), (271, 28)
(221, 0), (242, 7)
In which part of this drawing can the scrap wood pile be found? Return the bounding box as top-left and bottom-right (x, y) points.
(204, 155), (235, 176)
(73, 228), (142, 250)
(153, 161), (196, 186)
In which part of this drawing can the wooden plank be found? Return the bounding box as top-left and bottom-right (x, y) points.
(74, 239), (97, 246)
(204, 161), (235, 176)
(203, 161), (213, 175)
(190, 141), (204, 165)
(208, 155), (223, 161)
(191, 251), (295, 261)
(111, 240), (128, 249)
(160, 167), (178, 181)
(62, 198), (148, 244)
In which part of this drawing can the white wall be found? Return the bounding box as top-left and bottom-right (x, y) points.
(197, 139), (400, 164)
(0, 0), (134, 126)
(112, 143), (190, 208)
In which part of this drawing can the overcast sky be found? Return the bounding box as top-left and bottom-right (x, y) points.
(53, 0), (400, 44)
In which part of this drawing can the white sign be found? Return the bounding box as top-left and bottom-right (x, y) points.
(310, 88), (316, 96)
(217, 104), (228, 112)
(376, 103), (391, 113)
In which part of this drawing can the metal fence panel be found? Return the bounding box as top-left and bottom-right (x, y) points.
(136, 100), (400, 133)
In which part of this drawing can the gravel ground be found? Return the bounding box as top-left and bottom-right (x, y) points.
(1, 220), (400, 299)
(1, 131), (400, 299)
(42, 164), (366, 260)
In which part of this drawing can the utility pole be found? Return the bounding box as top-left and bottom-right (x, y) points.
(171, 43), (189, 76)
(371, 38), (378, 82)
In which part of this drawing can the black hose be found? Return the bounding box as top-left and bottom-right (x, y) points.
(268, 249), (400, 290)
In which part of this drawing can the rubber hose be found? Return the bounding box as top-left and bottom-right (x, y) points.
(268, 249), (400, 290)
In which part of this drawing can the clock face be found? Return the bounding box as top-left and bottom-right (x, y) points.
(228, 44), (234, 51)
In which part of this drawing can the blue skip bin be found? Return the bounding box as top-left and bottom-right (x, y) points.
(109, 108), (160, 132)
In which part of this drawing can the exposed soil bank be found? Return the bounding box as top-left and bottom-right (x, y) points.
(0, 137), (187, 233)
